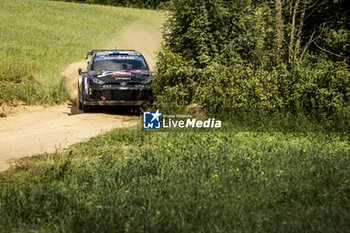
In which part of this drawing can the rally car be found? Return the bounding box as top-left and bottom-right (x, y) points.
(77, 50), (153, 112)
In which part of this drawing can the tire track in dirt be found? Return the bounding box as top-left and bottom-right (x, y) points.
(0, 20), (163, 171)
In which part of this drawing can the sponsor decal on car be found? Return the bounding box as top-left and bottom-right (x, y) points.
(94, 56), (144, 61)
(97, 71), (114, 78)
(97, 71), (134, 78)
(112, 72), (134, 77)
(114, 77), (131, 80)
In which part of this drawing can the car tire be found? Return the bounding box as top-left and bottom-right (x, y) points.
(82, 103), (93, 113)
(78, 80), (83, 110)
(79, 79), (93, 113)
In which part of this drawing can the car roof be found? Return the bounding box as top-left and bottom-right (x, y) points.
(95, 51), (141, 57)
(85, 50), (142, 59)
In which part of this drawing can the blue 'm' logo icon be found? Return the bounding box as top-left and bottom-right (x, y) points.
(143, 110), (161, 129)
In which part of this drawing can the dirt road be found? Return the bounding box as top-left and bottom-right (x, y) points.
(0, 21), (163, 171)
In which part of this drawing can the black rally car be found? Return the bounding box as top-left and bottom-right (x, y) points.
(78, 50), (153, 112)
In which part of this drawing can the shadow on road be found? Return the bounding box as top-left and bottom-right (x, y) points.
(66, 103), (142, 116)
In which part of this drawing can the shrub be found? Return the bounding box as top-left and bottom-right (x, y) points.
(153, 0), (350, 130)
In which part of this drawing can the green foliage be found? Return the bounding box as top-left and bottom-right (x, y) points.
(154, 0), (350, 129)
(1, 126), (350, 232)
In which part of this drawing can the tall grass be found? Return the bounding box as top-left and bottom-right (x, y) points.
(0, 0), (164, 105)
(0, 125), (349, 232)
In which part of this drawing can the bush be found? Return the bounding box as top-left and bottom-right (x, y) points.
(153, 0), (350, 130)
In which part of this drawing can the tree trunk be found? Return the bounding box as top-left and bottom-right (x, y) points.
(275, 0), (283, 55)
(289, 0), (300, 64)
(295, 6), (306, 53)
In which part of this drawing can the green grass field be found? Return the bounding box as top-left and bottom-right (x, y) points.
(0, 0), (164, 105)
(0, 125), (349, 232)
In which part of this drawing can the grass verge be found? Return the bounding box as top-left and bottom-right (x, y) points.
(0, 125), (349, 232)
